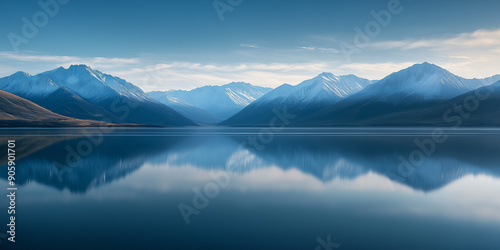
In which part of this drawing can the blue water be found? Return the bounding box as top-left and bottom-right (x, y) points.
(0, 128), (500, 250)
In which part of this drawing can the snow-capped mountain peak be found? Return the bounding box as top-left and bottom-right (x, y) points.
(43, 64), (151, 101)
(11, 71), (32, 79)
(168, 81), (272, 109)
(223, 82), (270, 106)
(148, 91), (191, 107)
(260, 73), (372, 104)
(153, 82), (272, 120)
(0, 64), (155, 104)
(353, 62), (490, 103)
(0, 71), (59, 97)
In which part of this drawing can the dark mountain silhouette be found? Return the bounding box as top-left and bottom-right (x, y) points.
(0, 90), (110, 127)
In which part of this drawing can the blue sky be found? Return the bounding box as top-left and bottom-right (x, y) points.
(1, 0), (499, 91)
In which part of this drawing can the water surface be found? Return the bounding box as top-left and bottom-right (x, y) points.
(1, 128), (500, 250)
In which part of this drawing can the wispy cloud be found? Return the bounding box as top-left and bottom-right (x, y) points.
(0, 51), (332, 91)
(0, 52), (140, 66)
(240, 43), (259, 48)
(300, 46), (339, 53)
(440, 55), (471, 60)
(363, 29), (500, 78)
(370, 29), (500, 51)
(118, 62), (332, 91)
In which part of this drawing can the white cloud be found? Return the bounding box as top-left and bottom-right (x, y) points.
(0, 52), (140, 66)
(0, 51), (333, 91)
(300, 46), (339, 53)
(0, 51), (142, 80)
(370, 29), (500, 51)
(240, 43), (259, 48)
(2, 27), (500, 94)
(365, 29), (500, 78)
(117, 62), (332, 91)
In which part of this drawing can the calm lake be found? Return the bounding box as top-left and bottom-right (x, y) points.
(1, 128), (500, 250)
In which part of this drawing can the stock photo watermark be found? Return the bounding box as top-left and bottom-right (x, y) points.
(340, 0), (411, 62)
(5, 140), (17, 243)
(240, 107), (297, 151)
(391, 85), (495, 181)
(178, 171), (230, 225)
(213, 0), (243, 21)
(7, 0), (70, 52)
(315, 235), (341, 250)
(52, 97), (138, 183)
(179, 106), (295, 224)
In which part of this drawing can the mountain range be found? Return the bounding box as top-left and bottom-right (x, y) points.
(292, 63), (499, 126)
(220, 73), (372, 126)
(0, 65), (195, 127)
(148, 82), (272, 124)
(222, 63), (500, 127)
(1, 62), (500, 127)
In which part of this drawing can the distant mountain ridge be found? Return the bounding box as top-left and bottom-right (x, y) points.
(258, 73), (372, 104)
(148, 82), (272, 123)
(147, 91), (221, 124)
(221, 73), (372, 126)
(0, 65), (195, 127)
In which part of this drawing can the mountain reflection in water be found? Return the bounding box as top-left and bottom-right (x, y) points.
(2, 128), (500, 193)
